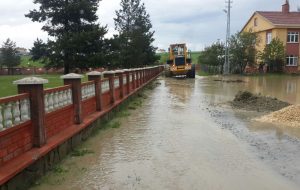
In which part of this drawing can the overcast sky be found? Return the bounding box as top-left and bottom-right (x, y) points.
(0, 0), (299, 51)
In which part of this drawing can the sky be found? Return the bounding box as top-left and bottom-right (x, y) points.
(0, 0), (299, 51)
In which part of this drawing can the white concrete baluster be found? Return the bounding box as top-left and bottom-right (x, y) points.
(13, 101), (21, 125)
(0, 105), (4, 130)
(48, 93), (54, 111)
(4, 103), (13, 128)
(67, 89), (72, 104)
(91, 84), (95, 96)
(62, 90), (67, 106)
(26, 99), (31, 119)
(58, 91), (64, 107)
(81, 86), (86, 99)
(53, 92), (59, 109)
(87, 85), (91, 97)
(44, 94), (49, 113)
(20, 99), (30, 122)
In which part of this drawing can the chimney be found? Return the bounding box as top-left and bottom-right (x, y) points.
(282, 0), (290, 13)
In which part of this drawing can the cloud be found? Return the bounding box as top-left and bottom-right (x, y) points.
(0, 0), (299, 50)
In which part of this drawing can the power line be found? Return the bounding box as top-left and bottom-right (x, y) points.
(224, 0), (232, 75)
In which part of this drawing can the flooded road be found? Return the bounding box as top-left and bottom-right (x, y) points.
(31, 75), (300, 190)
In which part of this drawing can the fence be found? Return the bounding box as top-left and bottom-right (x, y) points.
(0, 66), (164, 186)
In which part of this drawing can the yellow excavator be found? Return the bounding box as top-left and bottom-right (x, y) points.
(165, 43), (195, 78)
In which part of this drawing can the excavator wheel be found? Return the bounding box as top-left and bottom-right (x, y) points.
(187, 64), (195, 78)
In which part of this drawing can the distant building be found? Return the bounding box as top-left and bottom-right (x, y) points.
(156, 49), (166, 54)
(16, 47), (29, 56)
(242, 0), (300, 73)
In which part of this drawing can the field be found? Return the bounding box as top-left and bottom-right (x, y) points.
(20, 55), (44, 67)
(158, 51), (201, 64)
(0, 75), (87, 98)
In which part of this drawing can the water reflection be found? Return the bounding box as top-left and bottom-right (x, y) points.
(200, 75), (300, 105)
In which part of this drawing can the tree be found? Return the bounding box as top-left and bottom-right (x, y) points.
(30, 38), (48, 63)
(229, 32), (259, 74)
(0, 38), (21, 73)
(259, 38), (285, 72)
(198, 41), (225, 74)
(26, 0), (107, 74)
(114, 0), (158, 68)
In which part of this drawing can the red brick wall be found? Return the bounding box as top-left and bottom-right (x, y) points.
(81, 97), (96, 119)
(284, 66), (299, 73)
(102, 91), (111, 109)
(45, 105), (74, 139)
(286, 43), (299, 56)
(124, 85), (128, 95)
(0, 122), (33, 165)
(115, 88), (121, 101)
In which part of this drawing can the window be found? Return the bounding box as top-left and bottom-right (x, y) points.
(286, 56), (298, 66)
(254, 18), (258, 27)
(287, 32), (299, 43)
(266, 32), (272, 44)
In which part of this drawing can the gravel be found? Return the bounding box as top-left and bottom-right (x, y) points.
(256, 105), (300, 128)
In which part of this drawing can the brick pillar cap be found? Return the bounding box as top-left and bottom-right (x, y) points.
(102, 71), (116, 75)
(13, 77), (48, 85)
(60, 73), (84, 79)
(114, 70), (125, 74)
(86, 71), (102, 76)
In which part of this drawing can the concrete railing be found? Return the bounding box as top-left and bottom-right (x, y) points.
(0, 94), (31, 130)
(0, 66), (164, 174)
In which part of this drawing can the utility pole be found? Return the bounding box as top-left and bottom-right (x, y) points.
(224, 0), (232, 75)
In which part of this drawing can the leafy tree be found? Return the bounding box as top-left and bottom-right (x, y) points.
(258, 38), (285, 72)
(30, 38), (48, 63)
(198, 41), (225, 74)
(114, 0), (158, 68)
(26, 0), (107, 74)
(0, 38), (21, 73)
(229, 32), (259, 74)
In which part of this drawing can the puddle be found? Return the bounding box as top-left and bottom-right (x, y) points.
(30, 75), (300, 190)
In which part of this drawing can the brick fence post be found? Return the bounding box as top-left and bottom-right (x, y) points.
(87, 71), (102, 111)
(131, 69), (136, 91)
(115, 70), (125, 99)
(103, 71), (116, 105)
(14, 77), (48, 147)
(61, 73), (83, 124)
(123, 69), (130, 95)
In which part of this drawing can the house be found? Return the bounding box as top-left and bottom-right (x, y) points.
(156, 49), (166, 54)
(242, 0), (300, 73)
(16, 47), (29, 56)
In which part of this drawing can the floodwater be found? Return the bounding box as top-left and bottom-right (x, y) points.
(31, 75), (300, 190)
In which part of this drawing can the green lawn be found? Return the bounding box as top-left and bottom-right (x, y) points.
(0, 75), (87, 98)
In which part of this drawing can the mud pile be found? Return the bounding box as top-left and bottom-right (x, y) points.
(256, 105), (300, 128)
(231, 91), (290, 112)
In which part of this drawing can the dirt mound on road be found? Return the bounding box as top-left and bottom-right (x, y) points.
(231, 91), (290, 112)
(255, 105), (300, 128)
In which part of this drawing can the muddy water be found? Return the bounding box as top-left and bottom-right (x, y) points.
(31, 75), (300, 190)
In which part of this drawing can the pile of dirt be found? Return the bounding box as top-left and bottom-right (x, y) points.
(231, 91), (290, 112)
(255, 105), (300, 128)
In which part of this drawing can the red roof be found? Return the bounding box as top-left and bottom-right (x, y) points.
(257, 11), (300, 26)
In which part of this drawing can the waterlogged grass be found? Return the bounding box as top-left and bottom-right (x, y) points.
(0, 74), (88, 98)
(71, 148), (94, 157)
